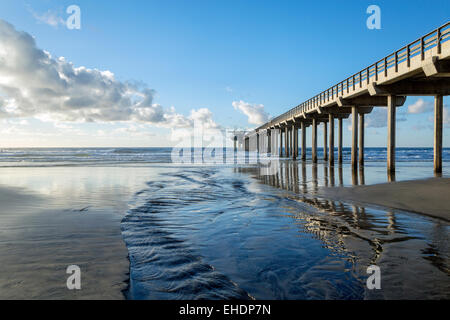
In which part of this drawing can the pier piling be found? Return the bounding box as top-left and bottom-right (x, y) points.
(338, 118), (343, 164)
(288, 127), (292, 157)
(256, 133), (260, 153)
(312, 119), (318, 163)
(387, 95), (396, 173)
(359, 113), (364, 167)
(292, 125), (298, 160)
(301, 122), (306, 161)
(329, 114), (334, 165)
(280, 129), (284, 157)
(323, 122), (328, 161)
(351, 106), (358, 170)
(434, 95), (443, 173)
(285, 126), (289, 157)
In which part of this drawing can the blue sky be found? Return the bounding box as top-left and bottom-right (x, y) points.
(0, 0), (449, 147)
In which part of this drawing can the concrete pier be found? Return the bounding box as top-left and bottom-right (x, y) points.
(338, 118), (343, 164)
(312, 118), (317, 163)
(351, 106), (358, 170)
(301, 122), (306, 161)
(274, 130), (279, 156)
(323, 122), (328, 161)
(288, 127), (292, 157)
(273, 129), (279, 156)
(329, 114), (334, 165)
(387, 95), (396, 173)
(285, 126), (289, 157)
(359, 113), (364, 167)
(434, 95), (443, 173)
(256, 133), (260, 153)
(280, 129), (284, 157)
(292, 124), (298, 160)
(244, 22), (449, 174)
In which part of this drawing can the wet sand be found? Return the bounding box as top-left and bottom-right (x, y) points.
(1, 161), (449, 300)
(0, 185), (129, 299)
(0, 165), (157, 300)
(319, 177), (450, 222)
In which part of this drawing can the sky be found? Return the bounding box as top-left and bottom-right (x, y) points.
(0, 0), (449, 147)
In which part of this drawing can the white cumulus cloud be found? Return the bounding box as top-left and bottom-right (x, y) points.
(33, 10), (65, 28)
(0, 19), (219, 131)
(232, 100), (270, 126)
(407, 99), (433, 114)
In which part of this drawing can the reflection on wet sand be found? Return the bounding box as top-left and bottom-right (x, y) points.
(261, 161), (402, 188)
(236, 161), (450, 299)
(359, 168), (365, 185)
(387, 170), (395, 182)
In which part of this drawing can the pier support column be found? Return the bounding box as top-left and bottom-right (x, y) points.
(359, 113), (364, 167)
(301, 122), (306, 161)
(267, 130), (271, 155)
(280, 128), (284, 157)
(290, 127), (293, 157)
(288, 127), (292, 157)
(434, 95), (443, 173)
(260, 132), (264, 154)
(323, 121), (328, 161)
(387, 95), (396, 173)
(256, 133), (260, 153)
(291, 127), (294, 159)
(338, 118), (343, 164)
(285, 126), (289, 157)
(276, 129), (280, 156)
(271, 130), (276, 156)
(287, 127), (291, 157)
(312, 118), (318, 163)
(351, 106), (358, 170)
(272, 129), (280, 156)
(329, 114), (334, 165)
(292, 125), (298, 160)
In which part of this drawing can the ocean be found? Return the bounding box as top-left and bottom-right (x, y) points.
(0, 147), (449, 299)
(1, 147), (449, 166)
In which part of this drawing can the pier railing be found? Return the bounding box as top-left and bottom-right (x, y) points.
(256, 21), (450, 131)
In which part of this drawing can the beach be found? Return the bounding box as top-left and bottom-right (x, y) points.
(0, 193), (129, 299)
(0, 165), (153, 299)
(318, 178), (450, 222)
(0, 147), (449, 299)
(0, 3), (449, 305)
